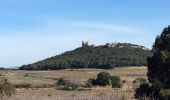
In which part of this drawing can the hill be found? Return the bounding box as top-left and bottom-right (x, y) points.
(19, 42), (151, 70)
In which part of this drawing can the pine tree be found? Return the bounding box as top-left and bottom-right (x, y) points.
(147, 26), (170, 88)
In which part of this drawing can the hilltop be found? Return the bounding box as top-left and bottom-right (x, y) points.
(19, 42), (151, 70)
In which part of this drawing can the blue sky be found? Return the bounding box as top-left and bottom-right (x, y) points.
(0, 0), (170, 67)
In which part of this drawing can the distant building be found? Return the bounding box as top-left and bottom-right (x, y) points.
(82, 41), (94, 47)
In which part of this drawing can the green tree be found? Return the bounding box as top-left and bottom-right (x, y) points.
(147, 26), (170, 88)
(95, 72), (111, 86)
(135, 26), (170, 100)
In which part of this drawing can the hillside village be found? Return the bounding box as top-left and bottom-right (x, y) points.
(82, 41), (149, 50)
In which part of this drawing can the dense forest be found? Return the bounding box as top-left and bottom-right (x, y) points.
(19, 42), (151, 70)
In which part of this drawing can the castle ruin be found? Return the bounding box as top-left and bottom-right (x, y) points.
(82, 41), (94, 47)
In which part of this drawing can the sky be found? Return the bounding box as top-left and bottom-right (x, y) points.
(0, 0), (170, 67)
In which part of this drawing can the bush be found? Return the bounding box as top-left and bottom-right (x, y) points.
(0, 78), (15, 97)
(24, 74), (29, 77)
(85, 78), (95, 88)
(57, 78), (79, 90)
(135, 84), (160, 100)
(57, 77), (67, 86)
(133, 78), (147, 89)
(66, 81), (78, 90)
(135, 84), (170, 100)
(110, 76), (122, 88)
(95, 72), (111, 86)
(133, 78), (147, 84)
(159, 89), (170, 100)
(15, 83), (32, 89)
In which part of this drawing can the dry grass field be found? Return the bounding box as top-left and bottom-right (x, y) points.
(0, 67), (147, 100)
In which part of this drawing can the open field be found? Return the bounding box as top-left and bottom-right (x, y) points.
(0, 67), (147, 100)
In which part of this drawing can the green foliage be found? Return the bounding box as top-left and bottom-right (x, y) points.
(19, 43), (150, 70)
(85, 78), (95, 88)
(136, 26), (170, 100)
(133, 78), (147, 89)
(95, 72), (111, 86)
(135, 84), (160, 100)
(147, 26), (170, 88)
(160, 89), (170, 100)
(110, 76), (122, 88)
(86, 72), (123, 88)
(57, 77), (67, 86)
(135, 85), (170, 100)
(133, 78), (147, 84)
(0, 78), (15, 97)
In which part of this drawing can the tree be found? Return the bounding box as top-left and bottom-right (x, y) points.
(95, 72), (111, 86)
(147, 26), (170, 88)
(135, 26), (170, 100)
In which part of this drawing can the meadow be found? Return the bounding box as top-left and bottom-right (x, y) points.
(0, 67), (147, 100)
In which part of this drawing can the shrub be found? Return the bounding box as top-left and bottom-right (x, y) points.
(57, 77), (67, 86)
(133, 78), (147, 84)
(24, 74), (29, 77)
(95, 71), (111, 86)
(57, 78), (79, 90)
(66, 81), (78, 90)
(136, 86), (170, 100)
(85, 78), (95, 88)
(133, 78), (147, 89)
(110, 76), (122, 88)
(0, 78), (15, 97)
(15, 83), (32, 89)
(159, 89), (170, 100)
(135, 84), (160, 100)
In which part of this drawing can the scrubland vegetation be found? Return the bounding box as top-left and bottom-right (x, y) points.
(0, 67), (147, 100)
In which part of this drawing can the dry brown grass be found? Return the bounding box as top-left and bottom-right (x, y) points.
(1, 88), (134, 100)
(0, 67), (147, 100)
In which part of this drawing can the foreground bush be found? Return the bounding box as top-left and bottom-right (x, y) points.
(135, 84), (160, 100)
(0, 78), (15, 97)
(110, 76), (122, 88)
(135, 84), (170, 100)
